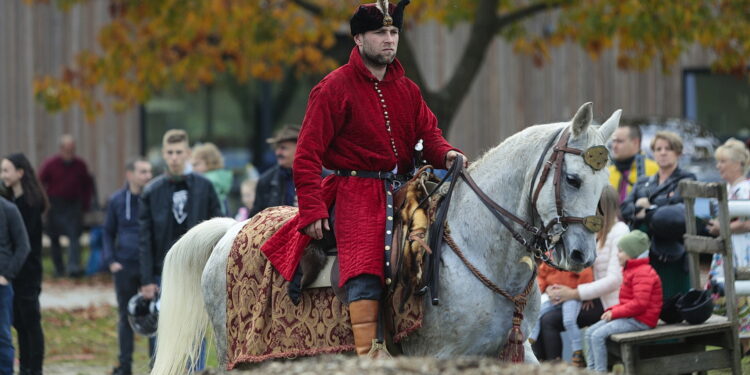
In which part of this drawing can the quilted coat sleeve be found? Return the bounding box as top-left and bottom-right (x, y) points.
(609, 268), (655, 320)
(293, 83), (343, 231)
(412, 85), (461, 169)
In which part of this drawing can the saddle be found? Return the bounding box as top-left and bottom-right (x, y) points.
(299, 166), (442, 308)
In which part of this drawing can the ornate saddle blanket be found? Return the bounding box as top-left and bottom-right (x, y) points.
(225, 206), (425, 369)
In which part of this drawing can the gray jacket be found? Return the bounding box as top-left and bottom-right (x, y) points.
(0, 196), (30, 279)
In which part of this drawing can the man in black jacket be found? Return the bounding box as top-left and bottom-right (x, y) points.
(138, 129), (221, 370)
(0, 196), (30, 374)
(139, 129), (222, 298)
(250, 125), (300, 216)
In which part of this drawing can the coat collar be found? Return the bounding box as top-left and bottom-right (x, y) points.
(646, 166), (684, 197)
(348, 46), (405, 82)
(624, 257), (650, 270)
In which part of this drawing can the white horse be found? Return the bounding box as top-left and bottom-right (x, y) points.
(150, 102), (621, 374)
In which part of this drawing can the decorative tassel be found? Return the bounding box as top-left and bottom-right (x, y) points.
(499, 312), (525, 362)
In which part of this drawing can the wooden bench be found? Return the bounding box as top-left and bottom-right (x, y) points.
(607, 181), (742, 375)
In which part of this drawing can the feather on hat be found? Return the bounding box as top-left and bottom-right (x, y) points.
(350, 0), (410, 36)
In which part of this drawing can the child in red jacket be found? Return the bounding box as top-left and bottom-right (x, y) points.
(530, 263), (593, 366)
(584, 230), (663, 372)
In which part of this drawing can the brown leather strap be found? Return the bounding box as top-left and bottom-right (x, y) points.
(460, 171), (535, 231)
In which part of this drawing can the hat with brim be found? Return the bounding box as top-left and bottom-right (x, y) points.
(266, 125), (300, 145)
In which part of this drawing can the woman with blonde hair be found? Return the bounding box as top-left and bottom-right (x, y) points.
(707, 138), (750, 353)
(533, 186), (628, 363)
(192, 143), (233, 216)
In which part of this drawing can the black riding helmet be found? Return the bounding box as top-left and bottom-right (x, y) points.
(127, 293), (159, 337)
(660, 292), (684, 324)
(676, 289), (713, 325)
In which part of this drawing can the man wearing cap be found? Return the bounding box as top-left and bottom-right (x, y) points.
(250, 125), (301, 217)
(260, 0), (466, 357)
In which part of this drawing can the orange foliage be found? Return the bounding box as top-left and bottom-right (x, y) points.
(28, 0), (750, 120)
(29, 0), (355, 119)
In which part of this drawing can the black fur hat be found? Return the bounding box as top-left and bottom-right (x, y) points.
(350, 0), (410, 36)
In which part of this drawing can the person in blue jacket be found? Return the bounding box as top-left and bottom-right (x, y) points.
(103, 157), (152, 375)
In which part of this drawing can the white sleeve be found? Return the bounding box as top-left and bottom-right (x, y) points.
(577, 223), (627, 301)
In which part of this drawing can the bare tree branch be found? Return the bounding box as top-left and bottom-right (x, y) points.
(429, 0), (568, 131)
(398, 36), (427, 91)
(429, 0), (499, 125)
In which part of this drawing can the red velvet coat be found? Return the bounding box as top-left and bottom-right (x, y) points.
(608, 257), (663, 328)
(261, 47), (459, 286)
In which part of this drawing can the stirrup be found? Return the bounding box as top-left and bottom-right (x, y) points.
(367, 339), (392, 359)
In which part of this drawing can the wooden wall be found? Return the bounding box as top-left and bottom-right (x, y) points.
(1, 1), (714, 202)
(0, 0), (139, 202)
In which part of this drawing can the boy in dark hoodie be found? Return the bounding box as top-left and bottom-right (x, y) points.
(584, 230), (663, 372)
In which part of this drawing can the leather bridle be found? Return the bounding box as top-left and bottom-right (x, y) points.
(457, 128), (608, 270)
(424, 127), (608, 305)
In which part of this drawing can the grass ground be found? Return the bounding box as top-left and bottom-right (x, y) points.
(32, 244), (219, 374)
(29, 303), (219, 374)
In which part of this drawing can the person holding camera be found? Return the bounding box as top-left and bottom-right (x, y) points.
(621, 131), (695, 301)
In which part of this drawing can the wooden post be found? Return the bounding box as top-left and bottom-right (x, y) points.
(684, 196), (701, 290)
(716, 184), (743, 375)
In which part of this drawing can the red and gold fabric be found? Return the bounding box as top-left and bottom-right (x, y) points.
(226, 206), (423, 369)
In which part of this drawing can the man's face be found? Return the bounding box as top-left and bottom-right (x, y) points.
(275, 141), (297, 169)
(610, 127), (640, 161)
(127, 161), (153, 190)
(162, 142), (191, 175)
(60, 139), (76, 161)
(355, 26), (399, 67)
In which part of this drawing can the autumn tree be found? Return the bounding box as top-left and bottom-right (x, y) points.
(31, 0), (750, 135)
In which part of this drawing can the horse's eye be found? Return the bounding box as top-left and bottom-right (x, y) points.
(566, 174), (582, 189)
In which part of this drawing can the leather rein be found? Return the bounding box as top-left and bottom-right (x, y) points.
(424, 128), (607, 305)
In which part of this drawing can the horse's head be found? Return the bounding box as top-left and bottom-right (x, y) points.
(532, 102), (620, 271)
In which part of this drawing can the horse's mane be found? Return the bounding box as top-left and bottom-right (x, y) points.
(468, 122), (566, 173)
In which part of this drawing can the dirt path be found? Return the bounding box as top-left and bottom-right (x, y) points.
(40, 280), (116, 310)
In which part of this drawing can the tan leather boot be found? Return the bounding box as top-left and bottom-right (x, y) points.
(349, 299), (379, 356)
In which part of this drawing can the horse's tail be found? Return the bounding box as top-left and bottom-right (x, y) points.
(151, 217), (237, 375)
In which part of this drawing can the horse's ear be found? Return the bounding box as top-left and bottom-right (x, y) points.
(571, 102), (593, 137)
(599, 109), (622, 141)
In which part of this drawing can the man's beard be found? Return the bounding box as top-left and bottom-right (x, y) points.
(362, 47), (396, 67)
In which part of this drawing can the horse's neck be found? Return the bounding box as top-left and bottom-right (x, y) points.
(444, 127), (555, 284)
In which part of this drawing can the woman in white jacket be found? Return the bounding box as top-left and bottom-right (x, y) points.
(532, 186), (628, 361)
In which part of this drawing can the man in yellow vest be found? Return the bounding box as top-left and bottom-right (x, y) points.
(608, 123), (659, 202)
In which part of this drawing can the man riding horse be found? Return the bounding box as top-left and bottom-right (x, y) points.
(260, 0), (467, 357)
